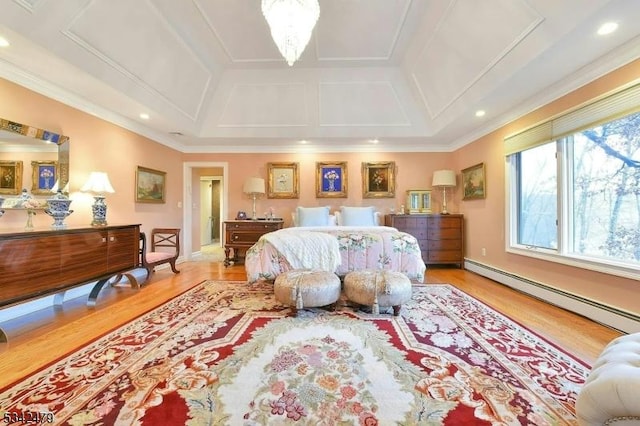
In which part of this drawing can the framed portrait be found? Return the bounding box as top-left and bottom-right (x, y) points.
(31, 160), (58, 195)
(462, 162), (486, 200)
(267, 162), (299, 199)
(316, 161), (347, 198)
(407, 190), (432, 213)
(0, 160), (23, 195)
(135, 166), (166, 203)
(362, 161), (396, 198)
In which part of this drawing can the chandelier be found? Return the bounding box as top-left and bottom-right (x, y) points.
(261, 0), (320, 66)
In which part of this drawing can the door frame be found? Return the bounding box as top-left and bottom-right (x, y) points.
(183, 162), (229, 261)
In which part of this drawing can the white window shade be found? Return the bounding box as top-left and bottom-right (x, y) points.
(505, 81), (640, 155)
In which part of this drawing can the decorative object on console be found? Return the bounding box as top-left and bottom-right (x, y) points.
(30, 160), (57, 195)
(243, 177), (266, 220)
(44, 190), (73, 229)
(406, 190), (432, 214)
(135, 166), (166, 203)
(22, 197), (41, 231)
(462, 162), (486, 200)
(0, 196), (4, 218)
(362, 161), (396, 198)
(81, 171), (114, 226)
(432, 169), (456, 214)
(316, 162), (347, 198)
(267, 162), (299, 199)
(0, 160), (23, 195)
(261, 0), (320, 67)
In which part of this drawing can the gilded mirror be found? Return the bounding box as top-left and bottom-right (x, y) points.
(0, 118), (69, 202)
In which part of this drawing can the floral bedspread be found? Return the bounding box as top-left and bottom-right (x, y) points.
(245, 226), (425, 282)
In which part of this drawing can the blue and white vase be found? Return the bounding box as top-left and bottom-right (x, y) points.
(45, 191), (73, 229)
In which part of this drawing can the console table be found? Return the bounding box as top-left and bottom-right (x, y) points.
(0, 224), (141, 341)
(224, 219), (283, 266)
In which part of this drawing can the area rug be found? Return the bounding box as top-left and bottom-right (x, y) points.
(0, 281), (590, 425)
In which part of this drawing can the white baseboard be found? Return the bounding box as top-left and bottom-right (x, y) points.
(465, 259), (640, 334)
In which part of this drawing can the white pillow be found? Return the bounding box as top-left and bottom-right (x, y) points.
(292, 211), (337, 227)
(296, 206), (331, 227)
(339, 206), (376, 226)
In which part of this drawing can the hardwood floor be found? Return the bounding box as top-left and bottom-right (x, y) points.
(0, 261), (622, 388)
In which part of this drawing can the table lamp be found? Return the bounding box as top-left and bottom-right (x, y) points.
(81, 171), (115, 226)
(243, 177), (265, 220)
(432, 170), (456, 214)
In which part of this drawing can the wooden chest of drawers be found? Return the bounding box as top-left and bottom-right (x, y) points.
(385, 214), (464, 268)
(223, 219), (283, 266)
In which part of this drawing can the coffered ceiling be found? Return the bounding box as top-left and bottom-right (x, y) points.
(1, 0), (639, 153)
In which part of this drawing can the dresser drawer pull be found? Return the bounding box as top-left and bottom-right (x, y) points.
(233, 235), (239, 241)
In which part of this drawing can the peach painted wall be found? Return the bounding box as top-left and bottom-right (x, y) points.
(454, 58), (640, 316)
(0, 78), (183, 237)
(183, 151), (455, 252)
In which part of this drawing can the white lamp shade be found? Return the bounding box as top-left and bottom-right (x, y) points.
(432, 170), (456, 187)
(80, 171), (115, 194)
(243, 177), (265, 194)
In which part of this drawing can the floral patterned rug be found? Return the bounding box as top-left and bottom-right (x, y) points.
(0, 281), (590, 425)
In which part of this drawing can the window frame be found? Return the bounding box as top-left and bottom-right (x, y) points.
(506, 137), (640, 281)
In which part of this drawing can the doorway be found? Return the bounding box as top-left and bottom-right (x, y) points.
(200, 177), (222, 246)
(183, 162), (229, 261)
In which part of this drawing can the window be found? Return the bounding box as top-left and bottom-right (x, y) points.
(506, 83), (640, 278)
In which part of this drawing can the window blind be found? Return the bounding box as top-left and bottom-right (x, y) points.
(504, 81), (640, 156)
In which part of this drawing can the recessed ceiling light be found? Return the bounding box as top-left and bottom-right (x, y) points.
(139, 113), (150, 120)
(369, 139), (379, 144)
(597, 22), (618, 36)
(475, 110), (486, 117)
(0, 36), (9, 47)
(299, 140), (308, 144)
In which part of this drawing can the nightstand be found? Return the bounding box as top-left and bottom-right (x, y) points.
(223, 219), (283, 266)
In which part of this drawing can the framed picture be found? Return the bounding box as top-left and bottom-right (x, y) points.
(362, 161), (396, 198)
(135, 166), (166, 203)
(267, 162), (299, 199)
(0, 160), (23, 195)
(316, 161), (347, 198)
(462, 162), (486, 200)
(406, 190), (432, 213)
(31, 160), (58, 195)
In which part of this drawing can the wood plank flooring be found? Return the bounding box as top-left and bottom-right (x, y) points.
(0, 261), (622, 388)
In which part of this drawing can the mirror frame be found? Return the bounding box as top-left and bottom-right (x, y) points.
(0, 117), (69, 198)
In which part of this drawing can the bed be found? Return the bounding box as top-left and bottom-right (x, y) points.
(245, 206), (426, 283)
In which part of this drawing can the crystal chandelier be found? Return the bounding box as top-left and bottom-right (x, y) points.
(261, 0), (320, 66)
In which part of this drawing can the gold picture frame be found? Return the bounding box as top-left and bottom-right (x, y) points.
(31, 160), (58, 195)
(316, 161), (347, 198)
(407, 190), (432, 213)
(0, 160), (23, 195)
(362, 161), (395, 198)
(135, 166), (166, 203)
(267, 162), (299, 199)
(462, 162), (486, 200)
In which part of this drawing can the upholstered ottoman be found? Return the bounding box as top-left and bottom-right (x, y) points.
(576, 333), (640, 426)
(343, 270), (412, 316)
(274, 269), (341, 315)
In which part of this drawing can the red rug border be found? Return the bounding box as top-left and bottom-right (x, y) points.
(0, 278), (213, 392)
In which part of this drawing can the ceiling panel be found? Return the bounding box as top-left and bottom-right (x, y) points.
(64, 0), (211, 119)
(219, 83), (309, 127)
(319, 81), (409, 126)
(412, 0), (543, 119)
(0, 0), (638, 152)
